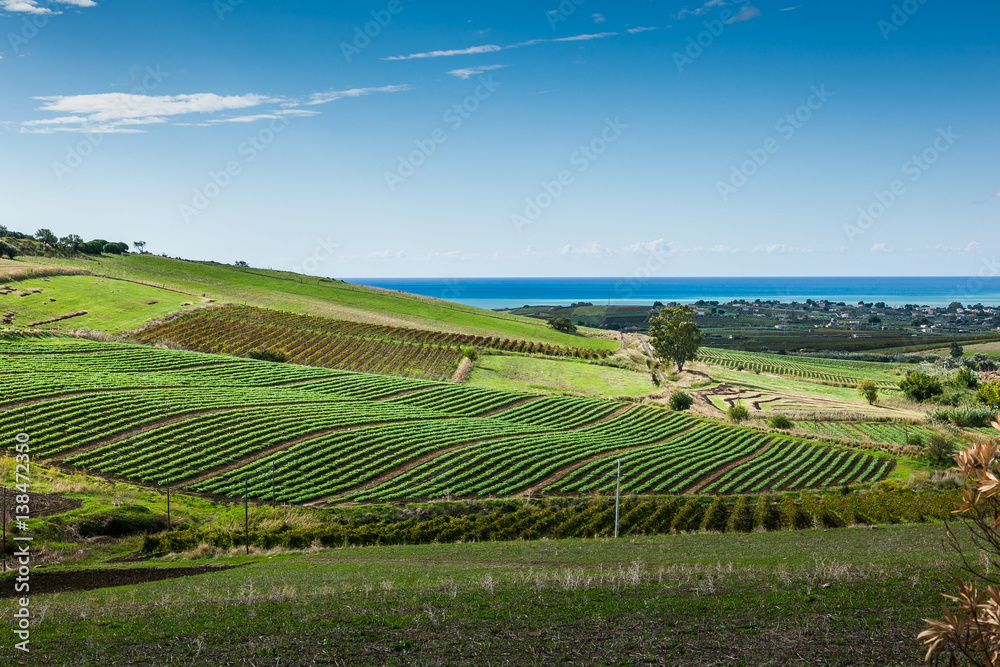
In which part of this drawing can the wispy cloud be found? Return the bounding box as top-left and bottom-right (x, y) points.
(870, 243), (893, 253)
(627, 26), (658, 34)
(592, 13), (606, 23)
(20, 85), (410, 133)
(307, 84), (412, 105)
(383, 32), (620, 61)
(446, 64), (506, 80)
(677, 0), (726, 20)
(779, 6), (800, 11)
(752, 243), (814, 254)
(928, 242), (981, 254)
(382, 44), (502, 61)
(725, 6), (761, 24)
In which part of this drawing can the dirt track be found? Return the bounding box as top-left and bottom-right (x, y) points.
(0, 565), (244, 599)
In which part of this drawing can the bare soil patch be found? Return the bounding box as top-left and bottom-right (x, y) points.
(0, 565), (244, 599)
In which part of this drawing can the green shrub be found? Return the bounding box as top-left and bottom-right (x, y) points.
(952, 367), (980, 389)
(925, 433), (956, 462)
(728, 404), (750, 423)
(460, 346), (479, 362)
(699, 497), (728, 532)
(75, 505), (164, 538)
(753, 494), (779, 531)
(929, 406), (995, 428)
(779, 495), (812, 530)
(726, 495), (754, 533)
(246, 348), (288, 363)
(899, 372), (944, 402)
(976, 382), (1000, 410)
(669, 392), (693, 411)
(670, 498), (703, 533)
(767, 414), (793, 430)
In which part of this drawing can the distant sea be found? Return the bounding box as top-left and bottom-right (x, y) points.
(351, 277), (1000, 310)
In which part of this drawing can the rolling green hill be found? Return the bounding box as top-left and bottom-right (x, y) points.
(0, 255), (618, 350)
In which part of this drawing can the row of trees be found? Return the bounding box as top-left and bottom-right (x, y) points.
(0, 226), (144, 258)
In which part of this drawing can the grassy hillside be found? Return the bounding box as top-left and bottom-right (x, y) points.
(1, 255), (617, 349)
(0, 274), (199, 331)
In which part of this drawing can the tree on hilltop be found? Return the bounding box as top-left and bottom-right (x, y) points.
(648, 305), (704, 372)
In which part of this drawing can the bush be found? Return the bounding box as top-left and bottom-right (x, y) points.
(925, 433), (956, 462)
(548, 318), (577, 334)
(952, 367), (980, 390)
(460, 346), (479, 362)
(930, 406), (996, 428)
(753, 494), (779, 531)
(699, 497), (728, 532)
(767, 414), (793, 430)
(668, 392), (693, 411)
(976, 382), (1000, 410)
(728, 404), (750, 423)
(74, 505), (164, 538)
(246, 348), (288, 363)
(900, 372), (944, 402)
(726, 495), (754, 533)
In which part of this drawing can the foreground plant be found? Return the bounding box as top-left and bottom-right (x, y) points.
(920, 438), (1000, 665)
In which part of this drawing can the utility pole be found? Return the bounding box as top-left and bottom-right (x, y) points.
(608, 460), (622, 539)
(244, 475), (250, 556)
(2, 484), (6, 572)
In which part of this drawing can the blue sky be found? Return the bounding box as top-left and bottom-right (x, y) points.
(1, 0), (998, 278)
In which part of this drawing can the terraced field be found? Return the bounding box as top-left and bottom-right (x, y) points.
(697, 348), (903, 388)
(1, 335), (894, 503)
(795, 420), (937, 445)
(131, 305), (610, 380)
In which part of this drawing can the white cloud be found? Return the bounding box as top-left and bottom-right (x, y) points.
(870, 243), (893, 253)
(623, 238), (673, 255)
(446, 64), (506, 80)
(21, 86), (407, 133)
(307, 84), (412, 105)
(1, 0), (50, 13)
(1, 0), (95, 13)
(780, 6), (800, 11)
(627, 26), (658, 34)
(928, 242), (981, 254)
(752, 243), (813, 254)
(725, 6), (761, 24)
(384, 32), (620, 61)
(382, 44), (501, 61)
(592, 13), (606, 23)
(677, 0), (726, 20)
(35, 92), (275, 122)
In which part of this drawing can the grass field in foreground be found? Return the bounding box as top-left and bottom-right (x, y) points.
(0, 523), (966, 665)
(2, 255), (618, 349)
(468, 353), (655, 397)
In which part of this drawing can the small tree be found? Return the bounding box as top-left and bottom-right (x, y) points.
(900, 372), (944, 403)
(728, 403), (750, 423)
(924, 432), (955, 462)
(234, 260), (249, 268)
(951, 342), (965, 359)
(34, 228), (57, 249)
(548, 317), (577, 334)
(976, 382), (1000, 410)
(857, 379), (879, 405)
(648, 305), (705, 372)
(0, 241), (18, 260)
(460, 345), (478, 362)
(669, 392), (693, 411)
(133, 241), (147, 253)
(768, 414), (793, 430)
